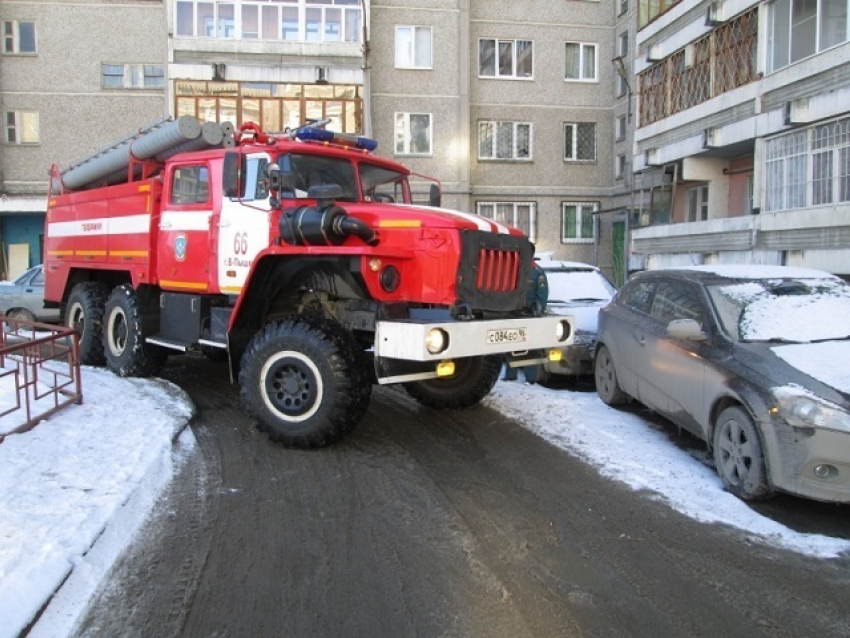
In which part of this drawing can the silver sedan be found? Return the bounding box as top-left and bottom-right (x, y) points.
(0, 265), (61, 323)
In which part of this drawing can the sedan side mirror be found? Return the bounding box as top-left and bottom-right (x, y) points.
(667, 318), (707, 341)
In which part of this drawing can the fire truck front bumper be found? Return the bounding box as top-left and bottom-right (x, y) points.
(373, 315), (574, 384)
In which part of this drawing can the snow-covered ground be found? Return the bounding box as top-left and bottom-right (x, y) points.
(1, 360), (848, 638)
(0, 365), (195, 638)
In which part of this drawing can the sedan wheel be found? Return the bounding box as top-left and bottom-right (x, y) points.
(594, 345), (627, 406)
(712, 406), (772, 500)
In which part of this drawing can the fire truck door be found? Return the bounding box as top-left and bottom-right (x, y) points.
(158, 163), (214, 292)
(218, 153), (273, 294)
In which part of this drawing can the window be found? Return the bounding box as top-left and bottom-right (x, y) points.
(617, 115), (627, 141)
(564, 122), (596, 161)
(619, 32), (628, 57)
(619, 0), (629, 16)
(769, 0), (848, 72)
(171, 165), (211, 205)
(102, 63), (166, 89)
(687, 185), (709, 221)
(561, 202), (597, 243)
(478, 121), (532, 160)
(477, 202), (536, 239)
(5, 110), (39, 144)
(638, 0), (683, 29)
(174, 0), (361, 43)
(650, 280), (704, 325)
(479, 38), (533, 79)
(765, 117), (850, 211)
(616, 154), (626, 179)
(396, 26), (432, 69)
(622, 281), (654, 314)
(564, 42), (596, 81)
(395, 112), (432, 155)
(175, 81), (363, 134)
(3, 20), (36, 54)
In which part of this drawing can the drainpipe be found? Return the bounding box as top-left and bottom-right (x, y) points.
(360, 0), (372, 137)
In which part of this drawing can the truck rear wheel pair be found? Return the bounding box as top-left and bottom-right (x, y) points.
(66, 283), (167, 376)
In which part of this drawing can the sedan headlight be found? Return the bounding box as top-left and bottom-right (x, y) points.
(772, 386), (850, 433)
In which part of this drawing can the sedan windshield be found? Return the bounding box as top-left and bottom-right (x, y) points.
(707, 278), (850, 343)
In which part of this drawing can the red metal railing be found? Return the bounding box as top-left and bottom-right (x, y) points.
(0, 317), (83, 442)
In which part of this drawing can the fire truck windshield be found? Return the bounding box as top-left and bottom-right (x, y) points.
(280, 153), (359, 201)
(360, 163), (407, 203)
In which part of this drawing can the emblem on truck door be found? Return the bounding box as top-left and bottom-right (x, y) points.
(175, 234), (188, 262)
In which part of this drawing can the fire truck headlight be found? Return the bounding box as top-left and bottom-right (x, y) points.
(380, 266), (400, 292)
(426, 328), (449, 354)
(556, 320), (572, 342)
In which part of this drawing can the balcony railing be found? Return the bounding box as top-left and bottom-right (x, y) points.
(639, 8), (758, 127)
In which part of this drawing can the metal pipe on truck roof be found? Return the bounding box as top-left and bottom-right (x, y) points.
(52, 116), (202, 194)
(154, 121), (224, 162)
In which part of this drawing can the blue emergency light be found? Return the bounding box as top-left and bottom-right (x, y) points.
(297, 126), (378, 152)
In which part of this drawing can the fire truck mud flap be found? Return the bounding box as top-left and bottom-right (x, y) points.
(238, 316), (371, 449)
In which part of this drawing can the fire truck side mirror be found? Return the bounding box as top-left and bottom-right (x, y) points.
(223, 152), (247, 199)
(268, 166), (297, 195)
(429, 183), (441, 208)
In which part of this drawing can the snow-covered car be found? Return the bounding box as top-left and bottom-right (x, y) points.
(0, 265), (60, 323)
(594, 265), (850, 503)
(537, 260), (616, 379)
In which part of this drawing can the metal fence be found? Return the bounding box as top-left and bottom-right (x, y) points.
(0, 317), (82, 442)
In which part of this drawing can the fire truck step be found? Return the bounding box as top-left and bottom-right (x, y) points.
(146, 336), (192, 352)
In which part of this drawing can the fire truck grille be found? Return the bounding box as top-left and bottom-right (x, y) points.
(475, 248), (521, 292)
(456, 231), (532, 313)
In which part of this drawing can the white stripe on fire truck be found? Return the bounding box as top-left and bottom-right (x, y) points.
(47, 214), (151, 237)
(394, 204), (511, 234)
(160, 211), (213, 232)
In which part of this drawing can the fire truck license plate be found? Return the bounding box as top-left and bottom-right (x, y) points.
(487, 327), (527, 345)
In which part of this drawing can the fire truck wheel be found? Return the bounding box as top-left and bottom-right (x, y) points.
(403, 355), (502, 410)
(103, 284), (168, 377)
(239, 318), (371, 448)
(65, 282), (109, 366)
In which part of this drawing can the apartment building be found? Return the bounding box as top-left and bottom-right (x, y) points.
(0, 1), (168, 278)
(367, 0), (622, 279)
(630, 0), (850, 276)
(167, 0), (364, 134)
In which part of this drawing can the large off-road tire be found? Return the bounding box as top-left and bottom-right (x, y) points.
(239, 317), (372, 448)
(103, 284), (168, 377)
(403, 355), (501, 410)
(65, 282), (109, 366)
(594, 344), (628, 406)
(713, 406), (772, 501)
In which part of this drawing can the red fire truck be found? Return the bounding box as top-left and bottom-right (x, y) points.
(45, 117), (572, 448)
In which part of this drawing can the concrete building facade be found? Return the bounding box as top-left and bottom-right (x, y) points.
(367, 0), (622, 279)
(629, 0), (850, 277)
(0, 0), (168, 277)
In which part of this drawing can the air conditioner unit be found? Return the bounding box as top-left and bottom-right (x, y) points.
(646, 44), (664, 63)
(705, 0), (726, 26)
(702, 127), (721, 149)
(644, 148), (660, 167)
(783, 98), (810, 125)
